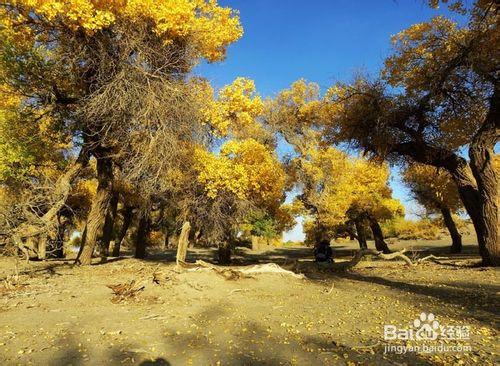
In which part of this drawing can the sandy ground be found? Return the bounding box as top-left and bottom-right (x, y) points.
(0, 234), (498, 366)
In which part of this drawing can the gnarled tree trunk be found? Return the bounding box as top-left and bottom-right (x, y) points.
(47, 215), (67, 258)
(99, 190), (119, 262)
(367, 216), (391, 254)
(76, 155), (114, 265)
(468, 88), (499, 266)
(440, 207), (462, 253)
(395, 141), (497, 265)
(447, 152), (498, 265)
(354, 219), (368, 249)
(112, 205), (133, 257)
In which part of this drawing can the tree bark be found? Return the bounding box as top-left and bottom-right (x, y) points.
(393, 137), (497, 265)
(440, 207), (462, 253)
(135, 213), (150, 259)
(468, 86), (499, 266)
(368, 216), (391, 254)
(99, 190), (119, 262)
(354, 219), (368, 249)
(112, 206), (133, 257)
(76, 155), (113, 265)
(47, 215), (66, 258)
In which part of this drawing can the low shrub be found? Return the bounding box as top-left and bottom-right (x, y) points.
(382, 217), (441, 240)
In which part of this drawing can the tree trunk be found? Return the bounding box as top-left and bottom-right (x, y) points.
(446, 160), (498, 262)
(163, 230), (169, 250)
(368, 216), (391, 254)
(99, 190), (119, 262)
(354, 219), (368, 249)
(440, 207), (462, 253)
(112, 206), (133, 257)
(135, 213), (150, 259)
(218, 244), (232, 265)
(468, 87), (499, 266)
(176, 221), (191, 264)
(392, 140), (496, 265)
(76, 155), (113, 265)
(47, 216), (66, 258)
(37, 235), (47, 260)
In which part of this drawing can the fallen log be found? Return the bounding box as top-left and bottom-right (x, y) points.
(182, 260), (305, 280)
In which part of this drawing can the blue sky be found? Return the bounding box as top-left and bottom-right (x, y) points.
(196, 0), (465, 241)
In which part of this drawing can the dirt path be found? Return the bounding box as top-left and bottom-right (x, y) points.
(0, 241), (498, 365)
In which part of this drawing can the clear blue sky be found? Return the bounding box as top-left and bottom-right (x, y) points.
(196, 0), (464, 241)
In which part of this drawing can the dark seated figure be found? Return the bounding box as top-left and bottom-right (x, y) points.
(313, 239), (333, 263)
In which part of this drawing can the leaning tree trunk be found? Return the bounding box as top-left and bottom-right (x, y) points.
(354, 219), (368, 249)
(99, 190), (119, 262)
(443, 90), (499, 265)
(367, 216), (391, 254)
(135, 213), (150, 259)
(76, 155), (114, 265)
(440, 207), (462, 253)
(392, 95), (498, 266)
(112, 205), (133, 257)
(449, 160), (498, 265)
(468, 88), (499, 266)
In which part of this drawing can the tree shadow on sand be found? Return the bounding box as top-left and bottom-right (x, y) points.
(156, 305), (436, 365)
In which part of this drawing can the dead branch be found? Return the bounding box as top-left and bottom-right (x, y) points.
(416, 254), (449, 264)
(333, 248), (414, 270)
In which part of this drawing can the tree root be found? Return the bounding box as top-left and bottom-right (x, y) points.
(338, 249), (452, 269)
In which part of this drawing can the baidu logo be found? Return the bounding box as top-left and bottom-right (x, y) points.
(384, 312), (470, 341)
(413, 312), (440, 340)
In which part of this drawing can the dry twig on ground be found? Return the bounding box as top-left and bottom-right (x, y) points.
(107, 280), (145, 303)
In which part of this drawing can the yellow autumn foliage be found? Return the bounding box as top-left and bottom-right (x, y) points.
(195, 138), (285, 209)
(0, 84), (69, 183)
(402, 164), (462, 213)
(265, 79), (331, 149)
(296, 146), (404, 228)
(204, 77), (265, 138)
(3, 0), (242, 62)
